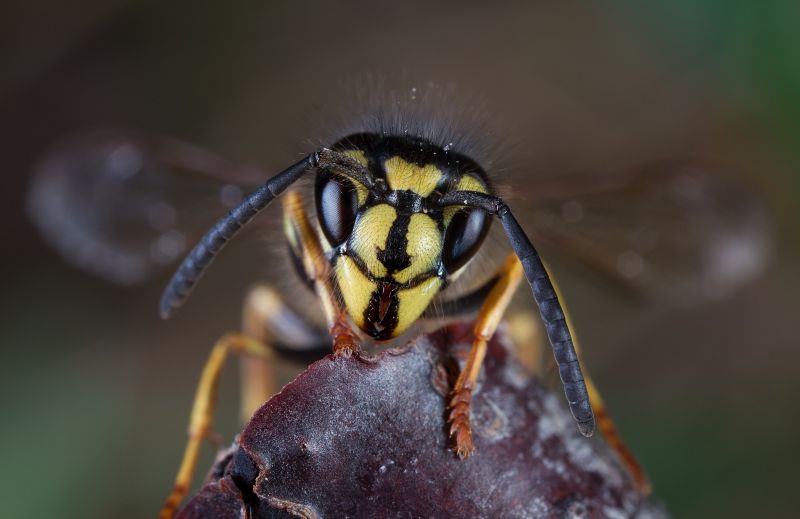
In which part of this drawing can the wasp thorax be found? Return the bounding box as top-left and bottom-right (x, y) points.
(313, 134), (492, 340)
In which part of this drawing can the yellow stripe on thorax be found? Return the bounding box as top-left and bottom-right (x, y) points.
(384, 156), (442, 196)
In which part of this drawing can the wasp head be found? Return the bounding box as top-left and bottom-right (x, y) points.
(311, 134), (492, 340)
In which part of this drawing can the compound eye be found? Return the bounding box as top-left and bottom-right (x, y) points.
(315, 172), (360, 246)
(442, 208), (490, 274)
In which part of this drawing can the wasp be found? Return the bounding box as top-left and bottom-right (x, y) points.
(28, 91), (771, 518)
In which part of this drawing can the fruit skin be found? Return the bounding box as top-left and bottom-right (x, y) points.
(178, 325), (665, 519)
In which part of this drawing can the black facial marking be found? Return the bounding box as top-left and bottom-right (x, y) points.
(376, 214), (412, 273)
(384, 190), (425, 212)
(363, 282), (399, 340)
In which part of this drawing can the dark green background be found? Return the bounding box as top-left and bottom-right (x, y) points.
(1, 2), (798, 517)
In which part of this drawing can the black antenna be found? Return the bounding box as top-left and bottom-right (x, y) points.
(438, 190), (595, 437)
(159, 149), (376, 319)
(159, 152), (321, 319)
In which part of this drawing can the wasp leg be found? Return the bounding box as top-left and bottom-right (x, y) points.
(161, 191), (358, 518)
(239, 288), (277, 424)
(449, 254), (524, 458)
(239, 285), (330, 421)
(505, 312), (546, 374)
(282, 190), (358, 356)
(159, 333), (273, 519)
(161, 287), (332, 519)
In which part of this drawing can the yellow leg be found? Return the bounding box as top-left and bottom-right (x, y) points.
(159, 333), (273, 519)
(282, 190), (357, 355)
(506, 312), (545, 374)
(160, 192), (353, 518)
(239, 287), (280, 423)
(449, 254), (524, 458)
(237, 284), (331, 422)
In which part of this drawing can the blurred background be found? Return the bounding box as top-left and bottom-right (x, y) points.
(1, 1), (798, 517)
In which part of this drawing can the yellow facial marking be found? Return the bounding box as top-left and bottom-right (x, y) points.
(334, 255), (375, 329)
(350, 204), (396, 278)
(344, 149), (368, 166)
(456, 174), (487, 194)
(342, 150), (369, 204)
(393, 213), (442, 284)
(384, 156), (442, 196)
(443, 174), (489, 226)
(396, 277), (443, 335)
(443, 206), (460, 228)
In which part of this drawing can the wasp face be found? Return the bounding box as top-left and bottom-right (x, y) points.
(313, 134), (492, 340)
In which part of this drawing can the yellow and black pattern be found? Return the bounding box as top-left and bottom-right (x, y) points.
(313, 133), (491, 340)
(156, 126), (604, 513)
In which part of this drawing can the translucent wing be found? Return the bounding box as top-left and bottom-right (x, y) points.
(527, 160), (773, 302)
(27, 129), (269, 285)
